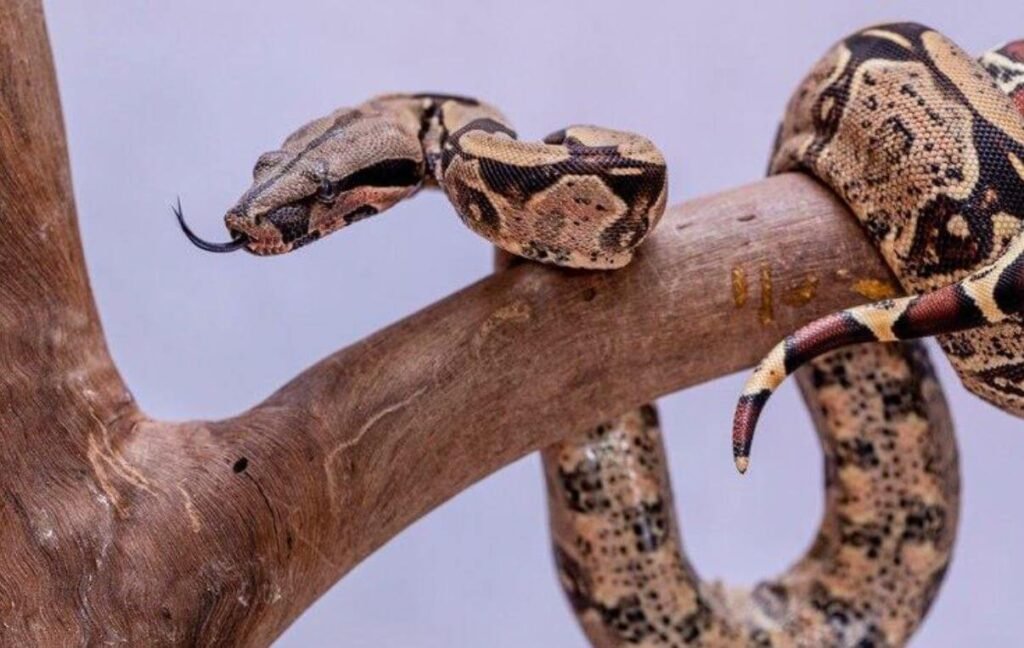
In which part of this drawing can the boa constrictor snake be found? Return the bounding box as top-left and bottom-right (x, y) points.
(175, 23), (1024, 647)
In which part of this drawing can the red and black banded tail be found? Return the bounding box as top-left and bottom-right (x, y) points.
(731, 311), (879, 473)
(732, 235), (1024, 473)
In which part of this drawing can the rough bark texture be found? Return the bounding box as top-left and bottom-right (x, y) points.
(0, 2), (899, 645)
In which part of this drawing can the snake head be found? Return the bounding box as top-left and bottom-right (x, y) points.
(181, 104), (427, 256)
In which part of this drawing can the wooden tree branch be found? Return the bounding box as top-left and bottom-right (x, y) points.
(0, 1), (899, 645)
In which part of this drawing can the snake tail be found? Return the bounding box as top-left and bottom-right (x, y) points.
(734, 233), (1024, 469)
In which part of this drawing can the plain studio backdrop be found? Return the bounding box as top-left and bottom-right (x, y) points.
(42, 1), (1024, 646)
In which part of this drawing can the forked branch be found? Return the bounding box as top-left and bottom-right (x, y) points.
(0, 1), (896, 644)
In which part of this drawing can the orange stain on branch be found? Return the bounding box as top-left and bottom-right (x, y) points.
(782, 275), (820, 307)
(852, 278), (899, 300)
(759, 265), (774, 325)
(731, 268), (748, 308)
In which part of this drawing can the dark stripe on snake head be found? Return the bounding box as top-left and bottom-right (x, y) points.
(244, 109), (365, 209)
(328, 157), (423, 194)
(252, 150), (289, 180)
(284, 107), (363, 148)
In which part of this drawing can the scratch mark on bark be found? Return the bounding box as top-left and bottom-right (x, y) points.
(472, 300), (532, 357)
(84, 415), (152, 511)
(86, 427), (153, 510)
(245, 473), (280, 550)
(176, 483), (202, 533)
(292, 532), (339, 570)
(323, 387), (427, 515)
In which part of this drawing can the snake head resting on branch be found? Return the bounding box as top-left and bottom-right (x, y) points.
(177, 93), (667, 268)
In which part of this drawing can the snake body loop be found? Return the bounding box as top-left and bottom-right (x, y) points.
(548, 343), (956, 647)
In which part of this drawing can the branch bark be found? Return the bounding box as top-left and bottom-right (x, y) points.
(0, 1), (898, 645)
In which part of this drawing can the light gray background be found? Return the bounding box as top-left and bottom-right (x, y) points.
(42, 1), (1024, 646)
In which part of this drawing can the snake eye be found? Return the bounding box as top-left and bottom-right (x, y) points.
(317, 179), (339, 205)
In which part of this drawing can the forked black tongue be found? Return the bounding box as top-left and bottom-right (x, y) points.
(173, 197), (248, 253)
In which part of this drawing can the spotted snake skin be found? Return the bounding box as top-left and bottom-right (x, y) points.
(174, 24), (1024, 647)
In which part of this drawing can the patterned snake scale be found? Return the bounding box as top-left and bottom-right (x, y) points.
(172, 23), (1019, 647)
(734, 25), (1024, 473)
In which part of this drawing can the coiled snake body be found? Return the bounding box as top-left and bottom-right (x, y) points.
(176, 23), (1024, 647)
(734, 26), (1024, 472)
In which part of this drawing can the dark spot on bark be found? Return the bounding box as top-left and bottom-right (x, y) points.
(233, 457), (249, 473)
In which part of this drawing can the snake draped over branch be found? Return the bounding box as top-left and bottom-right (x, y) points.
(176, 22), (1024, 647)
(733, 26), (1024, 474)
